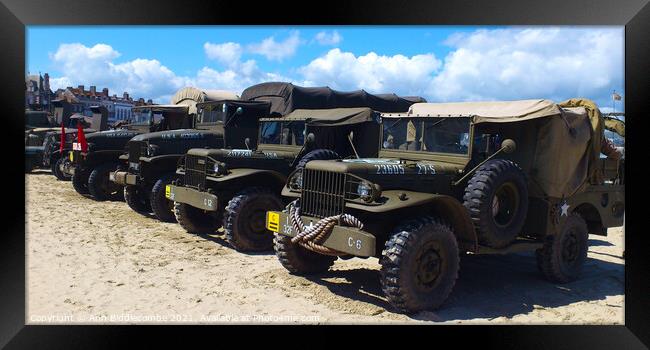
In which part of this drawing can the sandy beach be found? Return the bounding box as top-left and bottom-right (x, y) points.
(26, 170), (625, 324)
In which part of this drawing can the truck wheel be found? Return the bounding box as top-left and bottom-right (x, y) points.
(173, 202), (220, 235)
(380, 217), (459, 313)
(124, 185), (151, 213)
(150, 173), (177, 223)
(52, 157), (71, 181)
(72, 168), (90, 195)
(536, 213), (589, 283)
(224, 187), (284, 251)
(88, 163), (122, 201)
(274, 233), (336, 274)
(296, 149), (340, 170)
(463, 159), (528, 248)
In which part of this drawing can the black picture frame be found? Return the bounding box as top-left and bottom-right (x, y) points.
(3, 0), (648, 348)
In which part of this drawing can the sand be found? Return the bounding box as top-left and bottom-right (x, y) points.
(25, 170), (625, 324)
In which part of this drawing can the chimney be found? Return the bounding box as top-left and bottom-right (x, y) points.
(78, 85), (84, 93)
(102, 88), (109, 97)
(90, 86), (96, 96)
(123, 92), (129, 100)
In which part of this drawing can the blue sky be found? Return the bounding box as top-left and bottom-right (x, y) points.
(27, 26), (625, 111)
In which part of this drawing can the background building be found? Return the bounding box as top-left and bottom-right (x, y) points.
(25, 73), (53, 111)
(53, 84), (153, 123)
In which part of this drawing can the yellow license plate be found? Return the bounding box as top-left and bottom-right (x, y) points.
(165, 185), (171, 199)
(266, 212), (280, 232)
(69, 152), (74, 161)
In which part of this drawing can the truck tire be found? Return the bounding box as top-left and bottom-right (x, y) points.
(88, 163), (122, 201)
(379, 216), (459, 313)
(536, 213), (589, 283)
(224, 187), (284, 251)
(72, 168), (90, 195)
(173, 202), (220, 235)
(274, 233), (336, 274)
(150, 173), (177, 223)
(52, 157), (71, 181)
(296, 149), (340, 170)
(463, 159), (528, 248)
(124, 185), (151, 213)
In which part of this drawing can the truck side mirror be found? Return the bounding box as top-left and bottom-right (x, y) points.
(305, 133), (316, 146)
(235, 107), (243, 115)
(501, 139), (516, 154)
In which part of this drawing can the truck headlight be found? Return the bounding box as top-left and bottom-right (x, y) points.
(357, 182), (372, 198)
(212, 162), (227, 175)
(288, 171), (303, 191)
(147, 145), (157, 157)
(356, 182), (380, 202)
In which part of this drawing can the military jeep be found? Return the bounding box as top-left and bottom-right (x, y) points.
(69, 104), (192, 201)
(268, 98), (625, 313)
(110, 96), (269, 222)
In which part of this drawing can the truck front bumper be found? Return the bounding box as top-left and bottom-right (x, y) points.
(266, 211), (376, 257)
(165, 184), (219, 211)
(110, 171), (138, 186)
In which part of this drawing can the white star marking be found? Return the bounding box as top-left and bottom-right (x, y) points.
(560, 202), (570, 217)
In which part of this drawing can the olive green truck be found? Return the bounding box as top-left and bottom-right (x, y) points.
(267, 98), (625, 313)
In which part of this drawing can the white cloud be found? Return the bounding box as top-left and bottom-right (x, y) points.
(430, 27), (624, 108)
(314, 31), (342, 45)
(48, 42), (291, 103)
(49, 43), (192, 103)
(247, 31), (301, 61)
(298, 48), (441, 96)
(204, 42), (242, 67)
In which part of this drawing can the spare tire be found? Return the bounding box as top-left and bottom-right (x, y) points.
(463, 159), (528, 248)
(296, 149), (340, 170)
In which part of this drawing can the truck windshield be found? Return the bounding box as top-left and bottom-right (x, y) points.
(198, 103), (227, 124)
(259, 121), (306, 146)
(131, 110), (164, 126)
(382, 117), (471, 155)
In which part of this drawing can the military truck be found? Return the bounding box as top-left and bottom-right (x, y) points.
(25, 109), (107, 174)
(167, 82), (426, 252)
(44, 106), (110, 180)
(69, 104), (193, 201)
(109, 88), (274, 222)
(267, 98), (625, 313)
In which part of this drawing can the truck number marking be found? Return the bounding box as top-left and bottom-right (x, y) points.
(374, 164), (405, 175)
(204, 198), (213, 208)
(416, 163), (436, 175)
(348, 237), (362, 250)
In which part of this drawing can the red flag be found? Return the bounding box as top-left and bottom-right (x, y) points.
(60, 122), (65, 153)
(77, 121), (88, 153)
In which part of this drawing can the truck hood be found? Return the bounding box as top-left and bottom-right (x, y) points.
(128, 129), (225, 157)
(85, 129), (143, 151)
(304, 158), (465, 193)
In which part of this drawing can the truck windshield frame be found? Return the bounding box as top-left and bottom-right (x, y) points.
(258, 120), (306, 146)
(197, 103), (228, 125)
(381, 117), (472, 156)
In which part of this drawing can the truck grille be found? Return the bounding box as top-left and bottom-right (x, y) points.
(128, 141), (148, 163)
(184, 154), (208, 189)
(300, 169), (347, 218)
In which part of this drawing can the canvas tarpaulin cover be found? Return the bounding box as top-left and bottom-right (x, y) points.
(278, 107), (376, 126)
(241, 82), (426, 116)
(170, 87), (240, 114)
(390, 98), (605, 198)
